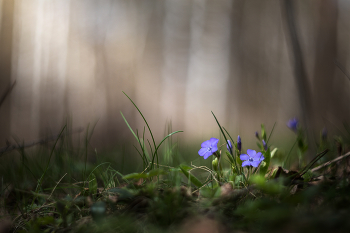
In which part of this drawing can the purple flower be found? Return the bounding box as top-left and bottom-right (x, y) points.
(198, 138), (219, 159)
(262, 139), (267, 151)
(240, 149), (264, 167)
(287, 118), (299, 131)
(227, 140), (233, 153)
(237, 135), (242, 152)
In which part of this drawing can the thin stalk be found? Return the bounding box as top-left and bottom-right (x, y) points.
(123, 91), (158, 169)
(212, 112), (247, 183)
(32, 125), (66, 207)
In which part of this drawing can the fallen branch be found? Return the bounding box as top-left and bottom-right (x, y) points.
(311, 151), (350, 172)
(0, 128), (84, 156)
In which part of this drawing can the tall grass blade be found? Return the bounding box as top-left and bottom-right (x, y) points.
(32, 125), (67, 206)
(211, 111), (246, 182)
(122, 91), (158, 167)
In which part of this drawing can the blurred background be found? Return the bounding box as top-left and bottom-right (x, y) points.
(0, 0), (350, 154)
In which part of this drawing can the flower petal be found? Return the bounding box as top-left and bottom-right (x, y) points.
(251, 161), (261, 167)
(287, 118), (298, 131)
(201, 140), (211, 148)
(257, 153), (265, 161)
(209, 138), (219, 146)
(203, 151), (212, 159)
(240, 154), (249, 161)
(247, 149), (256, 157)
(252, 152), (263, 160)
(242, 161), (251, 167)
(198, 148), (208, 156)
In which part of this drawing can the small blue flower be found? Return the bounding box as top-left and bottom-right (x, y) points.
(262, 139), (267, 151)
(227, 140), (233, 153)
(287, 118), (299, 131)
(198, 138), (219, 159)
(240, 149), (264, 167)
(237, 135), (242, 152)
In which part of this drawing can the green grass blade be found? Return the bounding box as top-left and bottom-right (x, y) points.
(259, 148), (271, 176)
(122, 91), (157, 163)
(136, 130), (147, 168)
(85, 162), (111, 184)
(153, 131), (183, 164)
(266, 122), (276, 144)
(121, 111), (150, 168)
(211, 111), (246, 182)
(283, 138), (297, 168)
(179, 165), (203, 188)
(120, 111), (141, 144)
(33, 125), (67, 206)
(88, 173), (98, 195)
(223, 127), (236, 158)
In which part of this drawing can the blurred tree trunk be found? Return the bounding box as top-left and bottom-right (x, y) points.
(312, 1), (342, 129)
(226, 0), (244, 132)
(184, 0), (232, 138)
(160, 0), (191, 131)
(283, 0), (315, 156)
(228, 1), (285, 138)
(0, 0), (15, 146)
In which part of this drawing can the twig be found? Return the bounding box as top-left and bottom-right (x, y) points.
(334, 60), (350, 81)
(297, 149), (329, 177)
(0, 80), (16, 108)
(290, 149), (329, 182)
(190, 163), (219, 183)
(240, 181), (257, 198)
(47, 173), (67, 201)
(0, 128), (83, 156)
(311, 151), (350, 172)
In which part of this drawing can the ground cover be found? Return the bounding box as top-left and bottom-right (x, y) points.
(1, 93), (350, 233)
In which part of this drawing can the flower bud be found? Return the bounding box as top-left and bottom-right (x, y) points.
(212, 157), (218, 172)
(262, 139), (267, 151)
(255, 131), (259, 139)
(237, 135), (241, 153)
(226, 140), (233, 154)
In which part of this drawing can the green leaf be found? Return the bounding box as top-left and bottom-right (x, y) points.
(179, 164), (203, 188)
(259, 148), (271, 176)
(269, 167), (279, 178)
(225, 151), (234, 164)
(122, 169), (167, 180)
(147, 169), (167, 177)
(270, 148), (278, 159)
(234, 175), (244, 186)
(199, 186), (221, 198)
(250, 174), (266, 186)
(250, 174), (283, 195)
(123, 173), (148, 180)
(88, 173), (98, 195)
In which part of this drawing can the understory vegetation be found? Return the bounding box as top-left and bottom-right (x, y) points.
(1, 93), (350, 233)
